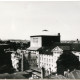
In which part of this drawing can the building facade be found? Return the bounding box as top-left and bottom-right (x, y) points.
(38, 46), (63, 72)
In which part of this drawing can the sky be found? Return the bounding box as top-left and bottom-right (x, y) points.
(0, 1), (80, 40)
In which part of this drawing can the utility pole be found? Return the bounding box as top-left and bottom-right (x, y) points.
(21, 51), (23, 71)
(21, 42), (24, 72)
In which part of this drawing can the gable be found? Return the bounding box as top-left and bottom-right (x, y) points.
(52, 46), (63, 52)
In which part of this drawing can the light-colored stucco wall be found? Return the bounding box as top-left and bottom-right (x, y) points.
(38, 47), (63, 73)
(30, 37), (42, 47)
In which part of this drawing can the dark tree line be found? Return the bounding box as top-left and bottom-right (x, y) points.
(57, 51), (80, 75)
(0, 40), (30, 51)
(6, 40), (30, 51)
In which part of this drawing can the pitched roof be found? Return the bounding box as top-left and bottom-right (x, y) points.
(59, 46), (70, 51)
(70, 43), (80, 51)
(39, 45), (70, 55)
(39, 46), (55, 55)
(46, 74), (67, 79)
(27, 43), (80, 53)
(64, 70), (80, 79)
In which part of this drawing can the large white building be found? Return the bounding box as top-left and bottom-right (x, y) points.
(36, 45), (71, 74)
(38, 46), (63, 72)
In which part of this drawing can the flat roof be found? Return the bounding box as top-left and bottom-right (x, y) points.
(27, 47), (41, 51)
(30, 35), (59, 37)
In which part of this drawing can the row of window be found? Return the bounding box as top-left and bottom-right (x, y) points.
(45, 69), (55, 72)
(40, 57), (58, 62)
(40, 53), (61, 58)
(40, 62), (56, 67)
(40, 59), (53, 63)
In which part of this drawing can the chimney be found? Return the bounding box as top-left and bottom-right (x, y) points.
(58, 33), (61, 42)
(77, 39), (79, 43)
(58, 33), (60, 36)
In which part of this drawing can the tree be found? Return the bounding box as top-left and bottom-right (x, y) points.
(56, 51), (80, 75)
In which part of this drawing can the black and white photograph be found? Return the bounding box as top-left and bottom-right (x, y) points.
(0, 0), (80, 79)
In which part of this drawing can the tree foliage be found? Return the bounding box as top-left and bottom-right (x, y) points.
(57, 51), (80, 75)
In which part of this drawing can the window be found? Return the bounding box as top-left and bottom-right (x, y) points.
(33, 38), (38, 43)
(47, 58), (48, 62)
(49, 59), (50, 62)
(52, 59), (53, 63)
(44, 58), (45, 61)
(40, 56), (41, 60)
(42, 57), (43, 60)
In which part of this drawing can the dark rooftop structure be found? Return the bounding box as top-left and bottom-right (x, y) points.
(28, 33), (61, 50)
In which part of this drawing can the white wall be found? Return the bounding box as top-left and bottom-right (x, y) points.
(30, 37), (42, 47)
(38, 47), (63, 73)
